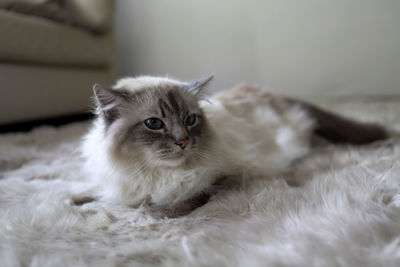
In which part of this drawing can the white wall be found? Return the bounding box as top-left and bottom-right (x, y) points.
(115, 0), (400, 96)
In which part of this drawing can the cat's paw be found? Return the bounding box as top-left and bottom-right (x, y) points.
(70, 196), (96, 206)
(146, 192), (212, 219)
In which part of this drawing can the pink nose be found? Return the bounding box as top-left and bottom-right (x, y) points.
(175, 138), (189, 149)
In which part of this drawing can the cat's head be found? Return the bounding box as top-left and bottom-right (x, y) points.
(92, 75), (214, 168)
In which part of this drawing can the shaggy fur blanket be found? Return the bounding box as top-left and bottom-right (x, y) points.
(1, 98), (400, 267)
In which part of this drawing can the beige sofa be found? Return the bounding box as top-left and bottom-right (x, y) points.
(0, 0), (116, 124)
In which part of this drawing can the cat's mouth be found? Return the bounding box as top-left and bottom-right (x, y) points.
(157, 149), (190, 167)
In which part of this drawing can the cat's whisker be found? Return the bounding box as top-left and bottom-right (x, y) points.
(137, 157), (157, 173)
(192, 151), (213, 161)
(118, 157), (154, 178)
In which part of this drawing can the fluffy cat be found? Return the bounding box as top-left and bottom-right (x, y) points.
(81, 75), (387, 209)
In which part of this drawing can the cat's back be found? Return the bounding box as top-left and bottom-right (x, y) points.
(201, 84), (314, 176)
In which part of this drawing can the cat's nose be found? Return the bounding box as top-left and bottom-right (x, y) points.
(175, 137), (190, 150)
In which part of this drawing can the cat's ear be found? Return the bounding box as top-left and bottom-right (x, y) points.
(183, 74), (214, 95)
(93, 84), (124, 123)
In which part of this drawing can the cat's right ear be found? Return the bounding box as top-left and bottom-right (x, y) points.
(93, 84), (121, 123)
(184, 74), (214, 96)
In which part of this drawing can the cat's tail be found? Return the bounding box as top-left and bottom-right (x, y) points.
(284, 97), (388, 144)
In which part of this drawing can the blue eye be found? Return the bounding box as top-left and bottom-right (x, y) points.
(185, 114), (196, 126)
(144, 118), (163, 130)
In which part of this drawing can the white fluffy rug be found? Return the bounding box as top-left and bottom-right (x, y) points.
(1, 98), (400, 267)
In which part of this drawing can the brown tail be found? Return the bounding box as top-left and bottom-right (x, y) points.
(285, 98), (388, 144)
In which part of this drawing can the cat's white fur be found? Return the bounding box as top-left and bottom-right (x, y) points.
(81, 76), (314, 207)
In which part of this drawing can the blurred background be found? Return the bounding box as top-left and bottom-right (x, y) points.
(0, 0), (399, 127)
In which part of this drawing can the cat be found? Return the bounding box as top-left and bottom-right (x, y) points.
(81, 74), (387, 210)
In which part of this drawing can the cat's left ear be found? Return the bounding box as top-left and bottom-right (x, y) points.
(183, 74), (214, 95)
(93, 84), (127, 123)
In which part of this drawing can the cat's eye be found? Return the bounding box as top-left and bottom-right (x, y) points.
(144, 118), (164, 130)
(185, 114), (196, 126)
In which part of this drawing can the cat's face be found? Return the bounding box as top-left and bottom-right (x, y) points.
(93, 75), (213, 168)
